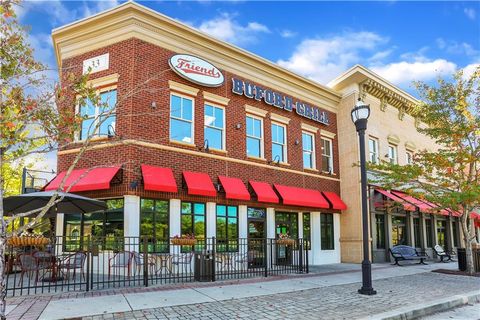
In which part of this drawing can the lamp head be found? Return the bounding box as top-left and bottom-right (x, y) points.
(351, 98), (370, 124)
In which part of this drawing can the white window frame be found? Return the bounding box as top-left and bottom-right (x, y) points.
(246, 114), (264, 159)
(204, 103), (226, 151)
(368, 137), (379, 164)
(271, 122), (287, 163)
(302, 131), (316, 169)
(406, 150), (414, 165)
(321, 137), (334, 173)
(169, 92), (195, 145)
(77, 85), (117, 141)
(388, 144), (398, 164)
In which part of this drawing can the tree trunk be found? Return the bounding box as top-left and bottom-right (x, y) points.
(460, 212), (475, 275)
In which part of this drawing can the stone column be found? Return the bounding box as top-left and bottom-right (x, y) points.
(238, 205), (248, 255)
(298, 212), (304, 239)
(311, 212), (321, 265)
(266, 208), (275, 239)
(124, 195), (140, 251)
(169, 199), (181, 254)
(206, 202), (216, 238)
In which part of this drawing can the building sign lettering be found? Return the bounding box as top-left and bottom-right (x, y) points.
(232, 78), (329, 125)
(82, 53), (109, 74)
(169, 54), (225, 87)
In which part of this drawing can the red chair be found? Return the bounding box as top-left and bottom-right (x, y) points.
(17, 253), (40, 285)
(108, 251), (134, 280)
(59, 251), (87, 280)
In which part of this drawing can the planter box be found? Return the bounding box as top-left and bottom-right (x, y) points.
(276, 239), (296, 246)
(171, 239), (197, 246)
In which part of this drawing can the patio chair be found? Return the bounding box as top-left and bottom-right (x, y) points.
(32, 251), (55, 281)
(108, 251), (134, 279)
(171, 252), (193, 274)
(132, 251), (148, 276)
(433, 245), (456, 262)
(17, 253), (40, 285)
(59, 251), (86, 280)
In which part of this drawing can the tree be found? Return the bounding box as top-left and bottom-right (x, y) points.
(370, 66), (480, 274)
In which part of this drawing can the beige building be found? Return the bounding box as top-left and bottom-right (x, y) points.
(330, 65), (460, 263)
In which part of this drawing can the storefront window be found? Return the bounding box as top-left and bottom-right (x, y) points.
(425, 218), (433, 248)
(140, 199), (169, 253)
(437, 220), (446, 248)
(216, 205), (238, 252)
(413, 217), (421, 248)
(181, 202), (205, 251)
(303, 213), (311, 250)
(275, 212), (298, 239)
(391, 216), (407, 246)
(64, 198), (124, 251)
(321, 138), (333, 173)
(246, 115), (263, 158)
(170, 94), (193, 144)
(388, 144), (398, 164)
(369, 137), (379, 164)
(321, 213), (334, 250)
(452, 221), (459, 247)
(375, 214), (385, 249)
(80, 89), (117, 140)
(302, 132), (315, 169)
(204, 104), (224, 150)
(271, 123), (286, 163)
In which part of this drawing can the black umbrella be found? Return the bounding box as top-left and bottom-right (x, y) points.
(3, 191), (107, 216)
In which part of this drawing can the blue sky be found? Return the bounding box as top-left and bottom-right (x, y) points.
(20, 0), (479, 94)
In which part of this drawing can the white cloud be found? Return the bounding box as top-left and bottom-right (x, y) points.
(368, 49), (394, 62)
(464, 8), (476, 20)
(280, 30), (297, 38)
(277, 31), (387, 84)
(196, 13), (270, 45)
(370, 59), (457, 86)
(462, 62), (480, 80)
(436, 38), (478, 56)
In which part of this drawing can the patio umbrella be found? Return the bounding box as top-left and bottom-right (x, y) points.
(3, 191), (107, 216)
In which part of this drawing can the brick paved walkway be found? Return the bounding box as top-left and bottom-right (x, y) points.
(81, 272), (480, 320)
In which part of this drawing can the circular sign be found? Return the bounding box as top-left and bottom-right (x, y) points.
(169, 54), (225, 87)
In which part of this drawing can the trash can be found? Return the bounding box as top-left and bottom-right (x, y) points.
(194, 251), (213, 282)
(457, 248), (466, 271)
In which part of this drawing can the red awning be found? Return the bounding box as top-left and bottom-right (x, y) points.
(249, 181), (279, 203)
(45, 166), (120, 192)
(183, 171), (216, 197)
(375, 189), (416, 211)
(470, 211), (480, 220)
(391, 191), (434, 214)
(141, 165), (177, 193)
(322, 192), (347, 210)
(417, 198), (450, 216)
(274, 184), (329, 208)
(219, 176), (250, 200)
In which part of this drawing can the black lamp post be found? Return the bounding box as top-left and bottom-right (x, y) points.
(351, 98), (377, 296)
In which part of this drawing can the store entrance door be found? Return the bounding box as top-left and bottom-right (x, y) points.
(247, 208), (266, 268)
(275, 212), (298, 265)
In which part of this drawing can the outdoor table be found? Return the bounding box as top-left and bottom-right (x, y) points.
(36, 252), (64, 282)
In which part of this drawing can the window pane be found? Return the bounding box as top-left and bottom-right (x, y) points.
(182, 98), (193, 120)
(100, 90), (117, 112)
(227, 206), (237, 217)
(247, 137), (261, 157)
(303, 152), (312, 168)
(170, 95), (182, 118)
(170, 118), (192, 143)
(194, 203), (205, 215)
(217, 205), (226, 216)
(376, 215), (385, 249)
(99, 115), (115, 136)
(181, 202), (192, 214)
(227, 218), (237, 237)
(321, 214), (334, 250)
(81, 118), (95, 140)
(217, 217), (227, 238)
(322, 155), (330, 172)
(253, 118), (261, 137)
(214, 107), (223, 128)
(80, 100), (95, 117)
(246, 116), (254, 136)
(302, 133), (312, 151)
(194, 215), (205, 239)
(272, 144), (284, 162)
(181, 215), (192, 236)
(205, 127), (223, 150)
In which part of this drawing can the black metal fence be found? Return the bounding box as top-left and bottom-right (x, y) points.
(5, 236), (309, 296)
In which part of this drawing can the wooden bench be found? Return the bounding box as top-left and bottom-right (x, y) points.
(389, 245), (428, 266)
(433, 245), (456, 262)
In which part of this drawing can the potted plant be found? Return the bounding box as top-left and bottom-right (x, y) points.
(171, 234), (197, 246)
(276, 233), (295, 246)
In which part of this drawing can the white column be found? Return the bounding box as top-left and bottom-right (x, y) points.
(55, 213), (64, 237)
(206, 202), (216, 238)
(169, 199), (181, 254)
(266, 208), (275, 239)
(124, 195), (140, 251)
(238, 205), (248, 239)
(334, 213), (341, 261)
(311, 212), (321, 265)
(298, 212), (304, 239)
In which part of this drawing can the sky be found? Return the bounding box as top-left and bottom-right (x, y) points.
(16, 0), (480, 171)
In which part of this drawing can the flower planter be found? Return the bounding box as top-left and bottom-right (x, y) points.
(276, 239), (295, 246)
(171, 238), (197, 246)
(7, 236), (50, 247)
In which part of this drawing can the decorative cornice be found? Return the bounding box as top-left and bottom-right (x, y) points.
(245, 104), (268, 118)
(203, 92), (230, 106)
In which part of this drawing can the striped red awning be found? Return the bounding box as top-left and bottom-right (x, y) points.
(45, 166), (120, 192)
(375, 189), (416, 211)
(322, 192), (347, 210)
(141, 165), (177, 193)
(219, 176), (250, 200)
(274, 184), (330, 209)
(391, 191), (434, 214)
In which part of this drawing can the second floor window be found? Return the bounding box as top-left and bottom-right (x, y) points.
(79, 89), (117, 140)
(246, 115), (263, 158)
(302, 132), (315, 169)
(271, 123), (286, 163)
(406, 151), (413, 164)
(170, 94), (193, 144)
(388, 144), (398, 164)
(321, 138), (333, 173)
(368, 137), (379, 164)
(204, 104), (225, 150)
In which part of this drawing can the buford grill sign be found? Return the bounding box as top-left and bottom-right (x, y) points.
(232, 78), (329, 125)
(169, 54), (224, 87)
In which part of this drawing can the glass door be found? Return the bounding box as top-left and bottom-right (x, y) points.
(247, 208), (266, 268)
(275, 212), (298, 265)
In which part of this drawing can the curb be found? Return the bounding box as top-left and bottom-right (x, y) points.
(359, 290), (480, 320)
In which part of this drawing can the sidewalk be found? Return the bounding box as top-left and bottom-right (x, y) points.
(7, 262), (480, 320)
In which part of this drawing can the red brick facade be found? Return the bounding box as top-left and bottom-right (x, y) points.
(58, 38), (340, 211)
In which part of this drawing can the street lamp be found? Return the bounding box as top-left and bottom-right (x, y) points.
(351, 98), (377, 295)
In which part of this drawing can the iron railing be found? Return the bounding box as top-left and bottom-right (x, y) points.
(5, 236), (309, 296)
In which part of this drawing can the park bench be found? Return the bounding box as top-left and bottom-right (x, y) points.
(433, 245), (456, 262)
(389, 245), (428, 266)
